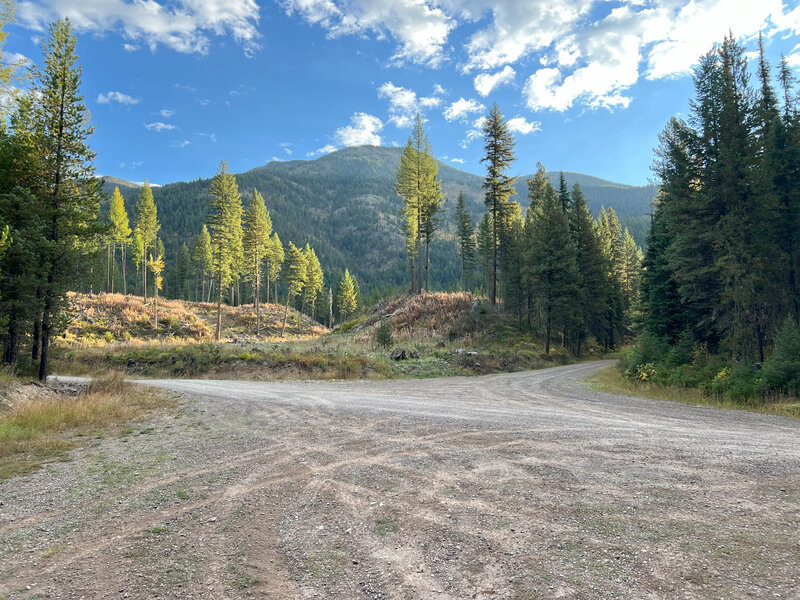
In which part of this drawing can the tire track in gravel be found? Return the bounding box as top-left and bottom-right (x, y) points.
(2, 360), (799, 600)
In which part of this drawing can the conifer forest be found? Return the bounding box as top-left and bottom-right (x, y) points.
(0, 12), (798, 405)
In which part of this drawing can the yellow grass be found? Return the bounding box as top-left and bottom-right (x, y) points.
(0, 372), (174, 481)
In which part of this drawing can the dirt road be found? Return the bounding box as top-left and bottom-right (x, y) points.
(1, 361), (798, 599)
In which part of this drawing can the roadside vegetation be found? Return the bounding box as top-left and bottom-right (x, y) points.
(0, 372), (174, 481)
(49, 292), (602, 381)
(587, 364), (800, 419)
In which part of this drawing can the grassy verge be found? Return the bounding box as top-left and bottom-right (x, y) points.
(0, 372), (175, 481)
(586, 365), (800, 418)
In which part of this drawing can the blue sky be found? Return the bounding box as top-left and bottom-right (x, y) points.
(5, 0), (800, 186)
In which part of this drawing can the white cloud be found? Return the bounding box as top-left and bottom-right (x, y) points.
(378, 82), (443, 127)
(474, 65), (516, 97)
(145, 121), (176, 132)
(310, 112), (384, 155)
(334, 112), (383, 146)
(279, 1), (800, 114)
(450, 157), (465, 164)
(507, 116), (541, 135)
(122, 43), (138, 52)
(172, 140), (190, 149)
(461, 0), (587, 72)
(282, 0), (454, 66)
(444, 97), (485, 122)
(308, 144), (337, 157)
(97, 91), (140, 105)
(160, 108), (175, 118)
(17, 0), (261, 56)
(280, 143), (293, 155)
(460, 128), (483, 149)
(645, 0), (778, 79)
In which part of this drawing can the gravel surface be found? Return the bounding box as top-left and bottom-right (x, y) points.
(1, 360), (798, 599)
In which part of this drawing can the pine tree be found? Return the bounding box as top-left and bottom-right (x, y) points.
(108, 186), (131, 294)
(281, 241), (305, 336)
(267, 232), (283, 304)
(395, 114), (442, 293)
(454, 192), (475, 291)
(32, 18), (102, 380)
(172, 243), (191, 300)
(570, 182), (607, 353)
(481, 103), (517, 306)
(207, 160), (242, 341)
(476, 212), (493, 295)
(302, 244), (324, 320)
(242, 189), (272, 334)
(131, 229), (144, 296)
(557, 172), (570, 213)
(0, 98), (45, 367)
(528, 179), (578, 353)
(336, 268), (357, 322)
(192, 225), (212, 302)
(133, 182), (159, 301)
(148, 249), (164, 329)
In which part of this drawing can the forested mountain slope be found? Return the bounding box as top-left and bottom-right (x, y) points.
(106, 146), (655, 294)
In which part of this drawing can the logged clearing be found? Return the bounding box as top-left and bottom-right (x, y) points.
(1, 361), (798, 599)
(62, 292), (328, 344)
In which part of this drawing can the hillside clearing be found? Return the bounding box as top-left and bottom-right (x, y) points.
(51, 292), (596, 380)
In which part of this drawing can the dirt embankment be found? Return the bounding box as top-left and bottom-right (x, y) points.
(1, 361), (798, 599)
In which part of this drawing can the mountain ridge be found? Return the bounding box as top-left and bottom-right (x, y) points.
(103, 146), (656, 296)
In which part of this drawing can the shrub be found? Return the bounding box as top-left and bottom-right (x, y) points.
(375, 319), (394, 349)
(763, 317), (800, 395)
(624, 331), (669, 376)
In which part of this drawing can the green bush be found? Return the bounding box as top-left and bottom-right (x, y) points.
(762, 317), (800, 395)
(624, 331), (669, 376)
(375, 319), (394, 349)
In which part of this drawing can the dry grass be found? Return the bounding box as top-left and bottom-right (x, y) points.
(586, 365), (800, 418)
(62, 292), (327, 348)
(351, 292), (475, 344)
(0, 372), (175, 481)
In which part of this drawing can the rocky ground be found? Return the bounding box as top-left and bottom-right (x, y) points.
(1, 361), (798, 599)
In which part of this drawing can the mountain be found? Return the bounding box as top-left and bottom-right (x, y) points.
(107, 146), (656, 296)
(101, 176), (140, 195)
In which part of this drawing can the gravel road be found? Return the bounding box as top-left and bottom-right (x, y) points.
(1, 360), (798, 599)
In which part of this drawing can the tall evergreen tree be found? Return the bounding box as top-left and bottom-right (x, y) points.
(336, 268), (357, 322)
(395, 114), (442, 293)
(476, 212), (493, 295)
(207, 160), (242, 341)
(454, 192), (475, 291)
(570, 183), (607, 353)
(481, 103), (517, 306)
(172, 243), (191, 300)
(0, 98), (45, 367)
(32, 18), (102, 380)
(133, 181), (159, 301)
(302, 244), (324, 320)
(192, 225), (212, 302)
(108, 186), (131, 294)
(242, 189), (272, 334)
(281, 241), (305, 336)
(267, 232), (283, 304)
(527, 179), (578, 353)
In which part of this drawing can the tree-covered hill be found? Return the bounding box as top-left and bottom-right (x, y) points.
(107, 146), (655, 295)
